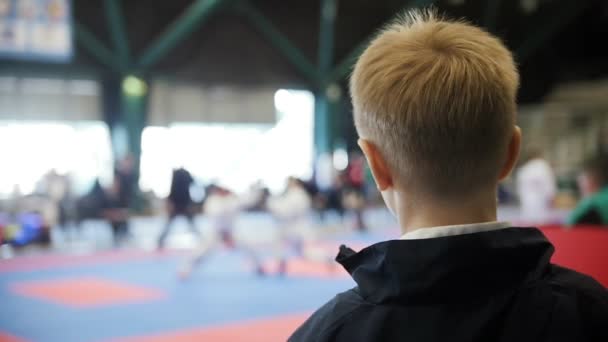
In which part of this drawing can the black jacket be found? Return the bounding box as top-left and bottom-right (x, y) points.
(168, 168), (194, 208)
(289, 228), (608, 342)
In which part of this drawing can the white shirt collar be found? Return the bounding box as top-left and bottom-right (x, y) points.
(400, 221), (511, 240)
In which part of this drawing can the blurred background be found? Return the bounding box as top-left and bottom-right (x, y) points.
(0, 0), (607, 341)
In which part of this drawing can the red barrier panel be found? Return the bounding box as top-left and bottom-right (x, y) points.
(540, 226), (608, 287)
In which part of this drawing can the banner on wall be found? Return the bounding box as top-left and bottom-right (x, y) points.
(0, 0), (72, 62)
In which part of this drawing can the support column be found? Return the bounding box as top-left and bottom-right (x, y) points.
(314, 92), (331, 156)
(101, 76), (147, 210)
(314, 0), (339, 158)
(121, 79), (147, 166)
(314, 83), (342, 156)
(102, 78), (127, 159)
(102, 76), (147, 166)
(120, 75), (148, 209)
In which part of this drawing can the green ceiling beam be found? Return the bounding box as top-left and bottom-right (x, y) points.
(105, 0), (131, 70)
(137, 0), (228, 70)
(516, 1), (587, 64)
(236, 1), (320, 86)
(328, 0), (435, 82)
(318, 0), (337, 75)
(327, 39), (365, 83)
(75, 21), (123, 72)
(482, 0), (502, 32)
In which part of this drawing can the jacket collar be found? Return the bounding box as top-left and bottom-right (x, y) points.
(336, 227), (554, 304)
(400, 221), (511, 240)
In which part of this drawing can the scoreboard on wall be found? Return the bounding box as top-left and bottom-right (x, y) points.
(0, 0), (72, 62)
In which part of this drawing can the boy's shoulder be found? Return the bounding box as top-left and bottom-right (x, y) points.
(547, 263), (608, 303)
(544, 264), (608, 340)
(288, 264), (608, 342)
(288, 288), (367, 342)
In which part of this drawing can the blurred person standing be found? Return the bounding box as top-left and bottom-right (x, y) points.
(567, 155), (608, 226)
(516, 148), (556, 223)
(157, 167), (200, 249)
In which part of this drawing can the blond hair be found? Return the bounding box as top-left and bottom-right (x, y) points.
(350, 10), (519, 195)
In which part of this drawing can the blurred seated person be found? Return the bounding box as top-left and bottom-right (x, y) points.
(114, 155), (136, 210)
(9, 195), (54, 245)
(342, 187), (367, 231)
(346, 152), (366, 190)
(75, 179), (105, 224)
(567, 156), (608, 226)
(102, 174), (130, 247)
(318, 174), (346, 219)
(318, 171), (367, 231)
(345, 156), (368, 231)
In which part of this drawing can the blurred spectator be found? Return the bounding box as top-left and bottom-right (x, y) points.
(342, 187), (367, 231)
(57, 182), (78, 237)
(114, 155), (136, 210)
(320, 173), (346, 219)
(346, 152), (365, 189)
(567, 155), (608, 226)
(36, 169), (68, 230)
(75, 179), (106, 223)
(157, 167), (200, 249)
(344, 154), (368, 231)
(516, 148), (556, 223)
(316, 169), (367, 231)
(38, 170), (69, 205)
(101, 175), (130, 247)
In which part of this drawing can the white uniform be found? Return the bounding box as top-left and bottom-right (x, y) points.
(267, 184), (312, 266)
(517, 158), (556, 223)
(267, 186), (311, 221)
(179, 191), (261, 279)
(204, 193), (241, 232)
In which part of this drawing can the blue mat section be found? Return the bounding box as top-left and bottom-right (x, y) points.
(0, 250), (356, 342)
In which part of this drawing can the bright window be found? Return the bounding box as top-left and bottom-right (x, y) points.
(0, 121), (113, 197)
(139, 89), (314, 196)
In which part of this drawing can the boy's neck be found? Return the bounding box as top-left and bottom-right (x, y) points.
(396, 190), (498, 234)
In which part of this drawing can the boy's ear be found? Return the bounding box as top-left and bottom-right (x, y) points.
(498, 126), (522, 181)
(358, 138), (393, 190)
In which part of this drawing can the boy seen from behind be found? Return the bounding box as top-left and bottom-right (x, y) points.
(289, 10), (608, 342)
